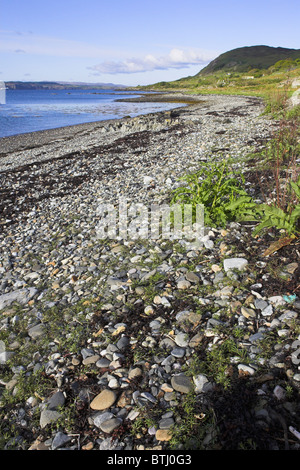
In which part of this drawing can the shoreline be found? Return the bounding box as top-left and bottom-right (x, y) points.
(0, 92), (261, 159)
(0, 93), (271, 225)
(0, 91), (199, 155)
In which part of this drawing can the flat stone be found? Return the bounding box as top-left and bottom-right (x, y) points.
(28, 438), (50, 450)
(159, 417), (175, 429)
(144, 305), (154, 315)
(0, 288), (38, 310)
(171, 347), (186, 358)
(82, 354), (100, 365)
(249, 332), (265, 343)
(174, 332), (189, 347)
(241, 306), (256, 319)
(99, 417), (122, 433)
(93, 411), (113, 426)
(171, 374), (193, 393)
(254, 299), (269, 311)
(155, 429), (172, 441)
(96, 358), (111, 368)
(161, 383), (173, 393)
(176, 310), (201, 325)
(279, 310), (298, 324)
(28, 323), (45, 339)
(90, 389), (117, 410)
(185, 272), (200, 283)
(261, 304), (273, 316)
(223, 258), (248, 272)
(189, 333), (204, 348)
(40, 409), (61, 429)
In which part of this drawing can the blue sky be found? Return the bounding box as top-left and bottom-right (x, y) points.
(1, 0), (300, 86)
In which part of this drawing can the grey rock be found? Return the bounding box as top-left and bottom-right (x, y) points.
(28, 323), (45, 339)
(261, 304), (273, 316)
(193, 374), (213, 393)
(185, 272), (200, 283)
(279, 310), (298, 324)
(51, 431), (71, 450)
(96, 358), (111, 368)
(171, 347), (186, 358)
(47, 391), (66, 410)
(99, 438), (124, 450)
(93, 411), (114, 428)
(0, 351), (15, 364)
(117, 336), (130, 351)
(249, 332), (265, 343)
(40, 409), (61, 429)
(100, 417), (122, 433)
(159, 417), (175, 429)
(171, 374), (193, 393)
(81, 347), (95, 359)
(0, 288), (38, 310)
(174, 332), (189, 347)
(254, 299), (269, 311)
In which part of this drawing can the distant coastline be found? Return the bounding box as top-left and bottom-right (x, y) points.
(4, 81), (127, 90)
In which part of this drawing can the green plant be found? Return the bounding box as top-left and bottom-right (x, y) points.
(286, 104), (300, 122)
(171, 159), (256, 228)
(253, 120), (300, 237)
(206, 337), (249, 389)
(253, 197), (300, 237)
(169, 392), (217, 450)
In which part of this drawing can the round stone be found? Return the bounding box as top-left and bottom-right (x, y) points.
(90, 389), (117, 410)
(128, 367), (143, 379)
(144, 305), (154, 315)
(177, 280), (191, 290)
(82, 354), (100, 365)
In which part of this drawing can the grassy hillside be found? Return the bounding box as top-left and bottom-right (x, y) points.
(199, 45), (300, 75)
(139, 61), (300, 116)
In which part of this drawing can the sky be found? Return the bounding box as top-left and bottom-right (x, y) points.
(1, 0), (300, 86)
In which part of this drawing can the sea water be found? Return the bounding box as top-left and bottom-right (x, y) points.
(0, 88), (182, 138)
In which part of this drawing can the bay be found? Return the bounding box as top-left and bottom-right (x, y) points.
(0, 88), (182, 138)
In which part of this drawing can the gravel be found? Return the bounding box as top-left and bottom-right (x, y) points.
(0, 93), (300, 451)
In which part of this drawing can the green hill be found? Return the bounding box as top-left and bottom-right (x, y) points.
(139, 45), (300, 110)
(198, 45), (300, 75)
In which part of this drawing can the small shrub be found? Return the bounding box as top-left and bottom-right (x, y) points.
(253, 119), (300, 237)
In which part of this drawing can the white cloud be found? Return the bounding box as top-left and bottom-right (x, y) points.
(88, 48), (218, 74)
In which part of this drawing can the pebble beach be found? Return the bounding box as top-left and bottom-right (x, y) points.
(1, 93), (300, 452)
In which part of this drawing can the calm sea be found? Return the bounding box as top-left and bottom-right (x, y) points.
(0, 88), (182, 138)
